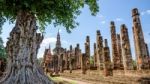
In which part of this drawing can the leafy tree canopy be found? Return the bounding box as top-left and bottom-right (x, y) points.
(0, 0), (99, 32)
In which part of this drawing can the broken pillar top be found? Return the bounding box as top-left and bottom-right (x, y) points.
(110, 21), (115, 26)
(70, 45), (72, 50)
(76, 43), (80, 49)
(77, 43), (79, 47)
(121, 24), (128, 31)
(86, 36), (90, 42)
(104, 39), (108, 47)
(86, 35), (90, 38)
(97, 30), (101, 35)
(121, 24), (126, 28)
(132, 8), (139, 17)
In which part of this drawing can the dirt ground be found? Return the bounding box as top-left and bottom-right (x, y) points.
(58, 70), (150, 84)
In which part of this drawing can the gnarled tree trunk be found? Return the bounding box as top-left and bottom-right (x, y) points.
(0, 11), (53, 84)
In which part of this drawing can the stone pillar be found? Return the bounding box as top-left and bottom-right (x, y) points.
(145, 43), (150, 57)
(53, 55), (59, 75)
(85, 36), (90, 69)
(121, 24), (133, 70)
(145, 43), (150, 69)
(66, 51), (70, 70)
(93, 43), (97, 67)
(60, 54), (63, 73)
(75, 45), (78, 69)
(64, 49), (68, 70)
(110, 21), (121, 70)
(72, 48), (76, 70)
(69, 45), (73, 73)
(81, 53), (87, 74)
(117, 34), (124, 70)
(79, 50), (82, 69)
(96, 30), (104, 70)
(75, 43), (80, 69)
(132, 8), (149, 70)
(103, 39), (113, 76)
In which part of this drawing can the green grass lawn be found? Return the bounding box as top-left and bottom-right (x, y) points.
(48, 74), (76, 84)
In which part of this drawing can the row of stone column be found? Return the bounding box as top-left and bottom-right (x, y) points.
(109, 8), (150, 70)
(83, 33), (113, 76)
(110, 22), (134, 70)
(93, 8), (150, 72)
(60, 8), (150, 75)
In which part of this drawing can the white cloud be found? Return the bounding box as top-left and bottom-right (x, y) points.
(38, 36), (68, 58)
(97, 14), (104, 18)
(141, 9), (150, 16)
(115, 18), (123, 22)
(62, 40), (68, 44)
(146, 10), (150, 14)
(59, 29), (62, 32)
(40, 37), (68, 47)
(141, 12), (145, 16)
(41, 37), (56, 47)
(101, 21), (106, 24)
(97, 14), (106, 25)
(3, 40), (7, 47)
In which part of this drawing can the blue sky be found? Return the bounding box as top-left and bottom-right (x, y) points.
(1, 0), (150, 60)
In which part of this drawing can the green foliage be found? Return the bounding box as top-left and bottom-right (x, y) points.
(37, 57), (43, 65)
(132, 60), (137, 70)
(90, 56), (94, 65)
(0, 27), (6, 60)
(0, 0), (99, 32)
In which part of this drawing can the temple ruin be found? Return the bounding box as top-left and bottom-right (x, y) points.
(41, 8), (150, 76)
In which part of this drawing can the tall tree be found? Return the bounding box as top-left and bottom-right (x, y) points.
(0, 0), (99, 84)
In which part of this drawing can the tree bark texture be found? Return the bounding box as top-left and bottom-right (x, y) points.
(0, 11), (53, 84)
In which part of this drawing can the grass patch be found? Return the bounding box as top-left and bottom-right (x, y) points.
(48, 74), (76, 84)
